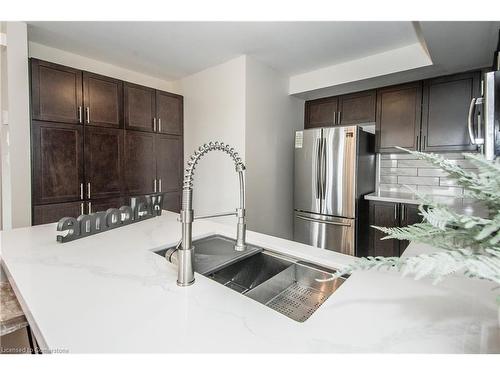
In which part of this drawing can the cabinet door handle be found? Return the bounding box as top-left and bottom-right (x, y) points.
(337, 111), (341, 124)
(153, 117), (157, 132)
(88, 202), (92, 214)
(80, 202), (84, 216)
(333, 111), (337, 125)
(80, 183), (84, 199)
(154, 179), (157, 193)
(394, 204), (398, 220)
(158, 178), (162, 192)
(422, 135), (426, 150)
(87, 182), (91, 199)
(86, 107), (90, 124)
(158, 118), (162, 133)
(416, 135), (420, 150)
(78, 106), (83, 124)
(401, 205), (406, 222)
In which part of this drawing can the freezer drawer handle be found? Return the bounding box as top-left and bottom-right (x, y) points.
(296, 214), (351, 227)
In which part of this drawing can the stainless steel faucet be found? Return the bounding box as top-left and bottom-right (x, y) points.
(176, 141), (247, 287)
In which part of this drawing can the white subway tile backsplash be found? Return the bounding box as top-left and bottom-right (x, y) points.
(380, 154), (418, 160)
(380, 167), (417, 176)
(397, 159), (434, 168)
(377, 152), (478, 197)
(379, 183), (417, 192)
(398, 176), (440, 186)
(439, 178), (460, 187)
(417, 168), (449, 177)
(380, 175), (397, 184)
(417, 185), (463, 197)
(380, 159), (397, 168)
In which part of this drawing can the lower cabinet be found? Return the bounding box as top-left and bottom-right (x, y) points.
(87, 197), (125, 214)
(162, 191), (181, 213)
(33, 201), (84, 225)
(368, 201), (421, 257)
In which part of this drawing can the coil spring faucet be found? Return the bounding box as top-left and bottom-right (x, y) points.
(177, 141), (247, 286)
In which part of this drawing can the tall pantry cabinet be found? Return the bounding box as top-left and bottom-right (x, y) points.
(30, 59), (184, 225)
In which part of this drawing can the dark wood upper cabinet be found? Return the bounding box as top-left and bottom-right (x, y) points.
(124, 83), (156, 132)
(32, 121), (84, 205)
(421, 71), (480, 152)
(83, 72), (123, 128)
(123, 130), (156, 195)
(156, 91), (183, 135)
(368, 200), (400, 257)
(33, 201), (84, 225)
(338, 90), (376, 125)
(376, 82), (422, 153)
(31, 59), (83, 124)
(155, 134), (183, 193)
(84, 127), (123, 200)
(305, 97), (338, 128)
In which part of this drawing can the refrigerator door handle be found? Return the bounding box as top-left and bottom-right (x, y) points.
(321, 137), (327, 200)
(295, 214), (351, 227)
(315, 138), (321, 199)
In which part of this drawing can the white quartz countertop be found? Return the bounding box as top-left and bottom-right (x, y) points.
(1, 211), (499, 353)
(365, 191), (488, 217)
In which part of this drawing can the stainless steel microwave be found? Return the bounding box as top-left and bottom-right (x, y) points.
(468, 70), (500, 160)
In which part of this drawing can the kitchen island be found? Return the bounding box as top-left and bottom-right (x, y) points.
(1, 211), (499, 353)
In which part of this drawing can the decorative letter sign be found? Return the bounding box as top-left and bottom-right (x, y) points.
(56, 194), (165, 243)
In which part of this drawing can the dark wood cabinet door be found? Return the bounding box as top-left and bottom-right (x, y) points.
(421, 71), (480, 152)
(88, 197), (125, 214)
(376, 82), (422, 153)
(162, 191), (181, 213)
(33, 201), (84, 225)
(304, 97), (338, 128)
(399, 203), (422, 254)
(156, 91), (183, 135)
(338, 90), (376, 125)
(368, 201), (400, 257)
(155, 134), (183, 193)
(83, 72), (123, 128)
(32, 121), (84, 205)
(31, 59), (83, 124)
(123, 131), (156, 195)
(124, 83), (156, 132)
(84, 127), (123, 200)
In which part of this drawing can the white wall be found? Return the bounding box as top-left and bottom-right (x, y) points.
(28, 42), (180, 94)
(245, 57), (303, 239)
(1, 22), (31, 229)
(179, 55), (303, 238)
(179, 56), (246, 222)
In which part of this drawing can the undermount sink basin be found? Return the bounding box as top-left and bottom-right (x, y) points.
(155, 235), (261, 275)
(208, 251), (347, 322)
(155, 235), (346, 322)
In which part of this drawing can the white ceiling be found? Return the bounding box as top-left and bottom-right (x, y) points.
(27, 21), (500, 98)
(27, 21), (420, 80)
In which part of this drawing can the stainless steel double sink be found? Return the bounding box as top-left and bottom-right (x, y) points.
(155, 235), (346, 322)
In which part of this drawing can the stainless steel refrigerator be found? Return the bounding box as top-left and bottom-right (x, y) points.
(293, 125), (375, 256)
